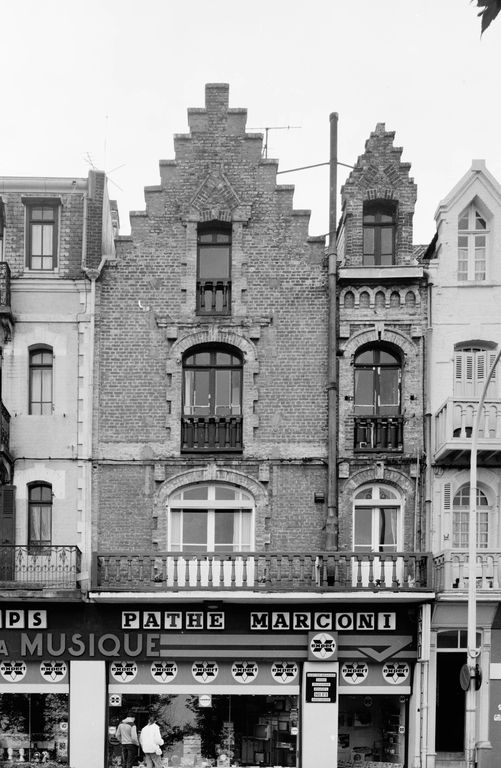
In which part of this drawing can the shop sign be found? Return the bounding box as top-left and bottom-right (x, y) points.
(305, 672), (337, 703)
(250, 610), (396, 631)
(308, 631), (338, 661)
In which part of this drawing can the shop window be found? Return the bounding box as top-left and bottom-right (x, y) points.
(363, 200), (396, 266)
(24, 200), (60, 271)
(28, 483), (52, 550)
(107, 693), (298, 768)
(181, 346), (242, 452)
(452, 484), (490, 548)
(0, 693), (68, 764)
(196, 223), (231, 315)
(457, 203), (488, 281)
(29, 346), (53, 415)
(353, 345), (403, 451)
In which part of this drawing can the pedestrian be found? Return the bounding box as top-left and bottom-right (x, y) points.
(140, 713), (164, 768)
(115, 711), (139, 768)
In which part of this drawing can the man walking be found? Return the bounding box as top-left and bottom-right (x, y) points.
(140, 713), (164, 768)
(115, 712), (139, 768)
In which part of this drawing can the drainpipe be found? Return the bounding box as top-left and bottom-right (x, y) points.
(326, 112), (338, 550)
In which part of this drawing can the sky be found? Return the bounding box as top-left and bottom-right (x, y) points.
(2, 0), (500, 244)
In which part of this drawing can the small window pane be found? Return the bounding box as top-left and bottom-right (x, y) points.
(379, 368), (400, 409)
(458, 215), (469, 230)
(215, 486), (237, 500)
(363, 214), (375, 224)
(380, 214), (393, 224)
(183, 486), (209, 500)
(379, 351), (399, 365)
(183, 511), (208, 547)
(475, 211), (486, 230)
(363, 228), (374, 255)
(199, 247), (230, 278)
(381, 227), (393, 255)
(354, 369), (375, 413)
(32, 225), (43, 256)
(354, 508), (372, 551)
(355, 350), (376, 365)
(216, 352), (233, 365)
(214, 512), (235, 550)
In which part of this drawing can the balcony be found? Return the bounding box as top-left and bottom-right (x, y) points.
(181, 415), (243, 452)
(92, 551), (433, 593)
(434, 550), (501, 592)
(434, 397), (501, 464)
(0, 262), (14, 341)
(196, 279), (231, 315)
(354, 415), (403, 452)
(0, 546), (82, 592)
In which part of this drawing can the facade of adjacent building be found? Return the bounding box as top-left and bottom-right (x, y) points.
(0, 84), (499, 768)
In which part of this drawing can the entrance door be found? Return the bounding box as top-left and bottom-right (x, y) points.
(435, 652), (466, 752)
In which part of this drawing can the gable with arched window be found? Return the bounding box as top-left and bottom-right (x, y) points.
(353, 344), (403, 451)
(29, 345), (53, 415)
(457, 202), (488, 281)
(181, 345), (243, 452)
(363, 200), (396, 266)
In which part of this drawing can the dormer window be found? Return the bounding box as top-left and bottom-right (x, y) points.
(458, 204), (487, 281)
(363, 201), (396, 266)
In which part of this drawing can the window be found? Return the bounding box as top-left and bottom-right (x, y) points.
(353, 484), (401, 552)
(25, 201), (59, 270)
(29, 346), (53, 414)
(169, 483), (253, 552)
(353, 346), (403, 451)
(452, 485), (489, 549)
(28, 483), (52, 549)
(196, 223), (231, 315)
(457, 204), (487, 281)
(454, 346), (497, 398)
(181, 346), (243, 451)
(363, 201), (396, 266)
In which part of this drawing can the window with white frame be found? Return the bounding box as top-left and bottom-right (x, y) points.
(457, 204), (488, 281)
(24, 199), (60, 271)
(452, 484), (489, 549)
(454, 345), (497, 399)
(353, 484), (402, 552)
(168, 483), (254, 553)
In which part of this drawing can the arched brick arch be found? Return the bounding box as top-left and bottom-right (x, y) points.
(152, 467), (269, 550)
(340, 466), (415, 498)
(170, 328), (258, 364)
(340, 326), (417, 361)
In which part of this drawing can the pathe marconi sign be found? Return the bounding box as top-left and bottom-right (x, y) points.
(0, 605), (415, 662)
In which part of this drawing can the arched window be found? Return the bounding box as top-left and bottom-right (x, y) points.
(457, 203), (488, 281)
(29, 346), (53, 414)
(197, 223), (232, 315)
(452, 484), (490, 549)
(28, 483), (52, 549)
(363, 200), (396, 266)
(169, 483), (253, 553)
(353, 346), (403, 451)
(353, 484), (401, 553)
(181, 346), (243, 452)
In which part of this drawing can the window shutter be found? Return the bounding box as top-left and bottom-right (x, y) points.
(443, 482), (452, 511)
(488, 352), (497, 381)
(0, 485), (16, 545)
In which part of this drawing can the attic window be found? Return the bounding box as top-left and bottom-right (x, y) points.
(363, 200), (396, 266)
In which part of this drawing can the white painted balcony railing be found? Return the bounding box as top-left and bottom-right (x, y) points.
(433, 549), (501, 591)
(92, 551), (433, 592)
(435, 397), (501, 455)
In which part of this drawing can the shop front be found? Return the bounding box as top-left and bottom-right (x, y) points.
(0, 603), (420, 768)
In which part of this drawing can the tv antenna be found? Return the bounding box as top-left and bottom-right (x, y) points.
(250, 125), (301, 159)
(84, 115), (126, 192)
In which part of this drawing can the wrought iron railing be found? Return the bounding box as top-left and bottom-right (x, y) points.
(0, 402), (10, 447)
(354, 415), (403, 451)
(196, 279), (231, 315)
(181, 415), (243, 452)
(0, 262), (11, 309)
(0, 546), (81, 589)
(434, 549), (501, 591)
(435, 397), (501, 453)
(92, 551), (432, 592)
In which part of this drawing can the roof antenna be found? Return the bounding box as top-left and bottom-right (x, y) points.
(250, 125), (301, 158)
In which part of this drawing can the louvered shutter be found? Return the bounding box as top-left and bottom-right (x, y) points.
(0, 485), (16, 580)
(443, 482), (452, 511)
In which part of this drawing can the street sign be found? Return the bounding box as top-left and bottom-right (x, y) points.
(305, 672), (337, 703)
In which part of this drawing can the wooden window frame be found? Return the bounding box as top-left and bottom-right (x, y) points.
(23, 198), (61, 271)
(196, 223), (232, 315)
(28, 482), (52, 550)
(363, 201), (396, 266)
(29, 345), (54, 415)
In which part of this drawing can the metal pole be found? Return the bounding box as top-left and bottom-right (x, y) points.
(326, 112), (338, 550)
(465, 347), (501, 768)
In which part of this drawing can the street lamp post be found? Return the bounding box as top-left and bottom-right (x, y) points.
(465, 347), (501, 768)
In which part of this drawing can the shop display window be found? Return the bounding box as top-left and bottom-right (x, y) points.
(107, 694), (298, 768)
(337, 694), (406, 768)
(0, 694), (68, 766)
